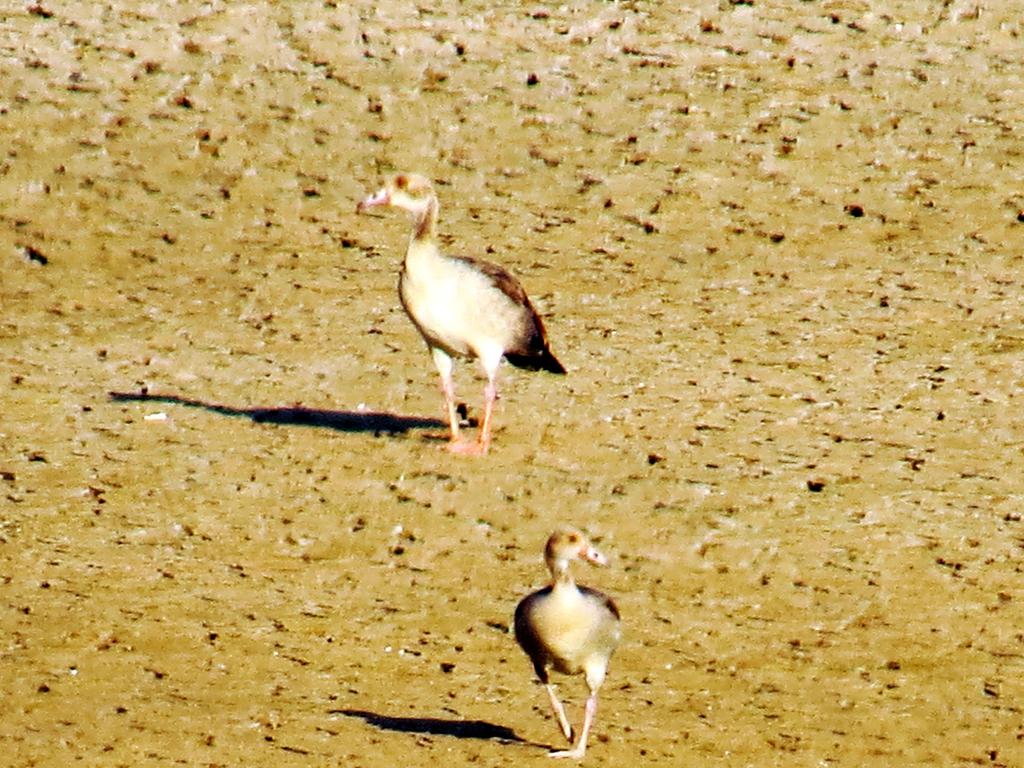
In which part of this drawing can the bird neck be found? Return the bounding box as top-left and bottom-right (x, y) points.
(549, 560), (577, 591)
(410, 196), (439, 244)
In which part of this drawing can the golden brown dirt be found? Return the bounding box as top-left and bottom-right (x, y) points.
(2, 1), (1022, 766)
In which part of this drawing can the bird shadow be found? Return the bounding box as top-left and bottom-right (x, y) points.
(108, 390), (446, 435)
(335, 708), (538, 746)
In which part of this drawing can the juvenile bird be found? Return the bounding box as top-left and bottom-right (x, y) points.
(514, 528), (621, 759)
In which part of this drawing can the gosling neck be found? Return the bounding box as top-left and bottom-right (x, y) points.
(411, 196), (439, 244)
(548, 557), (576, 590)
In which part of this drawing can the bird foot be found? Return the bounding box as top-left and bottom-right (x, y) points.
(547, 747), (586, 760)
(446, 439), (489, 456)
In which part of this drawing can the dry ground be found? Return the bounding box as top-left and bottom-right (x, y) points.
(1, 1), (1023, 766)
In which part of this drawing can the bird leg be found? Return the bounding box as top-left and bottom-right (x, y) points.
(447, 379), (496, 455)
(431, 348), (463, 445)
(548, 693), (597, 760)
(544, 684), (574, 743)
(477, 378), (497, 452)
(439, 375), (460, 442)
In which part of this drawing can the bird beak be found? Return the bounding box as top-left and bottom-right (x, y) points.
(581, 544), (608, 567)
(356, 187), (389, 213)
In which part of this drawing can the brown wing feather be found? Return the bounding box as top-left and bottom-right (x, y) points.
(579, 585), (621, 621)
(451, 254), (529, 305)
(451, 254), (566, 374)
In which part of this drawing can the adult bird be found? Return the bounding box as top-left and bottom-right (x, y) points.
(356, 173), (565, 455)
(514, 527), (622, 759)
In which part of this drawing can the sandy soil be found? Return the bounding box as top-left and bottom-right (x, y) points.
(2, 1), (1023, 766)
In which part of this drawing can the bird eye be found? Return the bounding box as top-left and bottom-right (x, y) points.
(395, 175), (407, 189)
(568, 533), (579, 543)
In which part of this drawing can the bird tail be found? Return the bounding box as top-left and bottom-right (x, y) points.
(506, 347), (566, 374)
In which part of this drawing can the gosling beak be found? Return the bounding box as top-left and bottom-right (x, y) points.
(581, 543), (608, 567)
(356, 187), (389, 213)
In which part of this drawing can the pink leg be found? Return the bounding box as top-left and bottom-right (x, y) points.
(439, 373), (459, 442)
(545, 683), (573, 743)
(448, 379), (496, 456)
(549, 694), (597, 760)
(477, 379), (497, 452)
(430, 348), (462, 445)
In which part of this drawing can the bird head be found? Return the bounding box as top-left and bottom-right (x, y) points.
(544, 527), (608, 577)
(356, 173), (436, 219)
